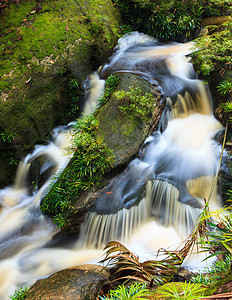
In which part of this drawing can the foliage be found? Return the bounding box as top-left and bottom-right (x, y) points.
(119, 24), (133, 35)
(116, 87), (155, 120)
(99, 283), (152, 300)
(112, 0), (232, 41)
(219, 101), (232, 125)
(192, 19), (232, 76)
(41, 114), (114, 227)
(98, 75), (120, 107)
(8, 156), (18, 166)
(156, 281), (205, 299)
(217, 80), (232, 96)
(99, 202), (232, 299)
(192, 255), (232, 285)
(66, 79), (83, 118)
(221, 101), (232, 114)
(10, 285), (30, 300)
(147, 0), (203, 41)
(199, 208), (232, 259)
(0, 129), (14, 143)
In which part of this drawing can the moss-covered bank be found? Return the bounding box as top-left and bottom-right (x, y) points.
(0, 0), (121, 187)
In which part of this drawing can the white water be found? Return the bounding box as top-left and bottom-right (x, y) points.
(0, 33), (224, 299)
(82, 71), (105, 115)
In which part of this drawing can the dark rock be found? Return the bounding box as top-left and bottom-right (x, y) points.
(173, 267), (200, 282)
(26, 264), (109, 300)
(202, 16), (231, 27)
(97, 73), (163, 167)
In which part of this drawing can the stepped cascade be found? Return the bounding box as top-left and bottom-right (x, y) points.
(0, 33), (224, 299)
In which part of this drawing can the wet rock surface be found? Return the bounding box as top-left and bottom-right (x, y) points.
(0, 0), (121, 187)
(26, 264), (109, 300)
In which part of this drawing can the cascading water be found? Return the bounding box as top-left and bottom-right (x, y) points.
(81, 33), (223, 247)
(0, 32), (224, 299)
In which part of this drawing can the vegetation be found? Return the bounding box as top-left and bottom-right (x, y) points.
(199, 209), (232, 260)
(117, 87), (156, 121)
(99, 283), (152, 300)
(192, 19), (232, 77)
(155, 282), (206, 299)
(2, 0), (231, 297)
(98, 75), (120, 107)
(65, 79), (83, 118)
(10, 285), (30, 300)
(41, 74), (158, 228)
(192, 255), (232, 285)
(0, 129), (14, 144)
(220, 101), (232, 124)
(41, 114), (115, 227)
(217, 80), (232, 96)
(0, 0), (121, 188)
(112, 0), (232, 41)
(0, 0), (120, 92)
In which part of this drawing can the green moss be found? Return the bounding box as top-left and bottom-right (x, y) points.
(117, 86), (156, 120)
(1, 0), (83, 92)
(0, 0), (121, 164)
(0, 0), (120, 94)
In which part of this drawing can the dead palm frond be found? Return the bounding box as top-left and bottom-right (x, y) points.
(99, 203), (211, 289)
(199, 291), (232, 299)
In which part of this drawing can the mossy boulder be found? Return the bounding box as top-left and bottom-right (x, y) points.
(97, 73), (162, 167)
(44, 73), (163, 235)
(0, 0), (121, 187)
(25, 264), (109, 300)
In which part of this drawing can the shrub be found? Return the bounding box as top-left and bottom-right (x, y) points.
(98, 74), (120, 107)
(99, 283), (153, 300)
(10, 286), (30, 300)
(112, 0), (232, 41)
(192, 19), (232, 76)
(41, 114), (114, 227)
(156, 282), (205, 300)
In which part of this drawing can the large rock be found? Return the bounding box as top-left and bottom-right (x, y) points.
(97, 73), (162, 167)
(26, 264), (109, 300)
(0, 0), (121, 187)
(60, 73), (163, 235)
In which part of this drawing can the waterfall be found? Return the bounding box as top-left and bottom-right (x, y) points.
(0, 125), (75, 298)
(81, 33), (223, 249)
(82, 71), (105, 115)
(0, 32), (224, 299)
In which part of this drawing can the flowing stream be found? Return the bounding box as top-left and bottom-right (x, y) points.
(0, 33), (224, 299)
